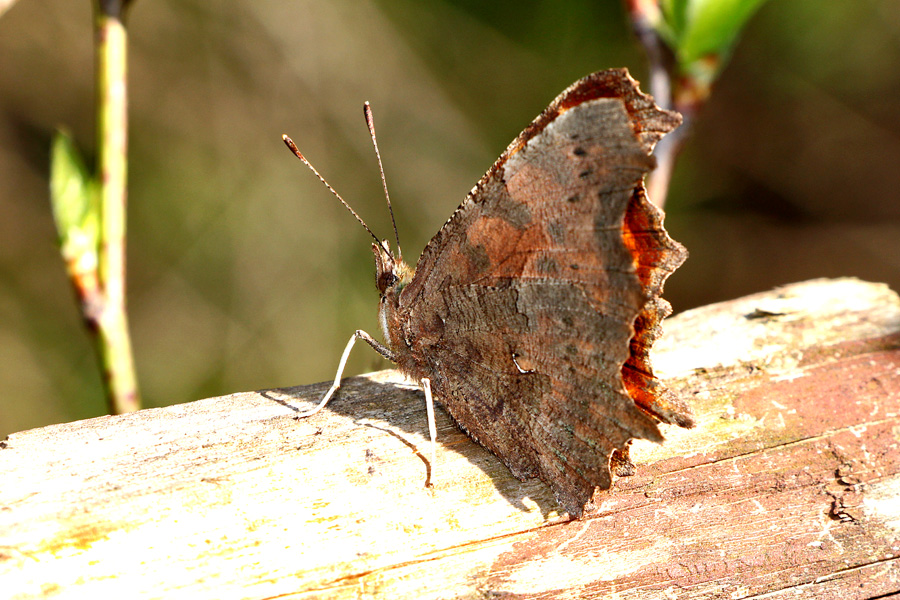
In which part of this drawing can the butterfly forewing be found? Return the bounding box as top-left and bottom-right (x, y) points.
(390, 70), (690, 516)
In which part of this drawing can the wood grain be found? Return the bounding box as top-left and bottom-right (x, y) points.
(2, 277), (899, 599)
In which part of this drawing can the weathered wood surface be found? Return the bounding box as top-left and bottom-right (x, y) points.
(2, 277), (899, 599)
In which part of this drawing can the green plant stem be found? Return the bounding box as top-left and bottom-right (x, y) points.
(94, 0), (139, 414)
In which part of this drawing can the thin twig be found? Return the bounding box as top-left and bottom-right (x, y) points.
(625, 0), (681, 209)
(94, 0), (139, 413)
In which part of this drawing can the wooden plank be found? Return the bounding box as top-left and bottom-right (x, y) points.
(1, 277), (899, 599)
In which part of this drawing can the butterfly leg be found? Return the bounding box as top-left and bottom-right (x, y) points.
(298, 329), (396, 418)
(421, 377), (437, 485)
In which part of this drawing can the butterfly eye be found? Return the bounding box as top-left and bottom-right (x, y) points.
(377, 272), (397, 293)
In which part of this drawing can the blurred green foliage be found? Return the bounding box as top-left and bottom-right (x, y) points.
(0, 0), (898, 436)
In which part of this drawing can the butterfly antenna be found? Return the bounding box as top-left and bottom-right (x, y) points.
(363, 102), (402, 262)
(282, 134), (382, 247)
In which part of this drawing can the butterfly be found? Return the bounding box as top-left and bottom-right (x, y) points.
(283, 68), (693, 517)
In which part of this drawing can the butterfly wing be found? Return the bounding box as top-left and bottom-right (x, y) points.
(396, 69), (689, 516)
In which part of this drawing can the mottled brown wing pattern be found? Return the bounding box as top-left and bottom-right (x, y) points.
(394, 69), (690, 516)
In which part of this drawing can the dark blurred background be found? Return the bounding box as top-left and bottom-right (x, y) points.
(1, 0), (898, 436)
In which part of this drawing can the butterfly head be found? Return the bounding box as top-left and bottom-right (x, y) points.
(373, 239), (413, 351)
(373, 239), (413, 297)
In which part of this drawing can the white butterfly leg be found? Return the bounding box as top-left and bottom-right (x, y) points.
(422, 377), (437, 483)
(297, 331), (436, 484)
(299, 329), (395, 418)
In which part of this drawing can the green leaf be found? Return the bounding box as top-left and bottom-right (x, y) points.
(50, 129), (100, 268)
(659, 0), (770, 75)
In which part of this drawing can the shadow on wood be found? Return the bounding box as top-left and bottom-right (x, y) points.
(1, 277), (899, 599)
